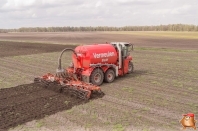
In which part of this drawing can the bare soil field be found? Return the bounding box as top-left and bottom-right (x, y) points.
(0, 41), (75, 57)
(0, 32), (198, 131)
(0, 83), (103, 130)
(0, 32), (198, 49)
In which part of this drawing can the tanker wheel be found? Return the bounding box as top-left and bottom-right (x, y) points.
(90, 68), (104, 86)
(104, 69), (115, 83)
(128, 61), (134, 73)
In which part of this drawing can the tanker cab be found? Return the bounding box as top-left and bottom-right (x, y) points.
(110, 42), (133, 76)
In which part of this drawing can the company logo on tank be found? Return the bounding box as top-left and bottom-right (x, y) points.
(93, 52), (115, 58)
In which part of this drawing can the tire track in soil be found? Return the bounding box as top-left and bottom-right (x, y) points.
(0, 83), (104, 130)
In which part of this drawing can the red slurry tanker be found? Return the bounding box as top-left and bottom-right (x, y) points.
(34, 42), (134, 99)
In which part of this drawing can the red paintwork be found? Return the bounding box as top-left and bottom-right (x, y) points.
(117, 56), (132, 76)
(37, 43), (133, 99)
(71, 44), (133, 77)
(124, 56), (133, 74)
(73, 44), (118, 69)
(40, 72), (101, 99)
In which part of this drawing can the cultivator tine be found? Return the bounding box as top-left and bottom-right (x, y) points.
(55, 71), (68, 79)
(77, 89), (89, 100)
(68, 86), (78, 96)
(34, 77), (50, 87)
(60, 73), (66, 78)
(34, 77), (39, 83)
(34, 71), (102, 100)
(61, 85), (90, 100)
(42, 80), (50, 87)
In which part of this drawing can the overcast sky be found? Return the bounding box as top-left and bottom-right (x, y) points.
(0, 0), (198, 28)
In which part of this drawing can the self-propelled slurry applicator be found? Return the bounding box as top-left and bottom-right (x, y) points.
(34, 42), (134, 100)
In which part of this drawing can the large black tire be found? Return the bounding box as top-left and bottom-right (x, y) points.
(90, 68), (104, 86)
(128, 61), (134, 73)
(104, 69), (115, 83)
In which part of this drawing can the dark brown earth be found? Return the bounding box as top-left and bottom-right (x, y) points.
(0, 83), (104, 130)
(0, 41), (76, 57)
(0, 32), (198, 49)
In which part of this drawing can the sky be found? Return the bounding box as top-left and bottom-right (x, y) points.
(0, 0), (198, 28)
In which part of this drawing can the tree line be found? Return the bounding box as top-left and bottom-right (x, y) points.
(0, 24), (198, 33)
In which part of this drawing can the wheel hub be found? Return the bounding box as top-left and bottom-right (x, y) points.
(107, 73), (113, 80)
(94, 73), (101, 83)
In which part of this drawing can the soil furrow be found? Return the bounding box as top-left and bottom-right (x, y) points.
(0, 83), (103, 130)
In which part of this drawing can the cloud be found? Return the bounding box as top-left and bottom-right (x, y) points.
(95, 1), (102, 8)
(116, 0), (162, 6)
(171, 5), (192, 15)
(1, 0), (35, 9)
(0, 0), (198, 28)
(151, 4), (194, 16)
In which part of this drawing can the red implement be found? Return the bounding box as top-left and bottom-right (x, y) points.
(34, 72), (101, 100)
(34, 42), (134, 100)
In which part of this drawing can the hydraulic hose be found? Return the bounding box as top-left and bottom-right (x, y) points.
(57, 48), (77, 70)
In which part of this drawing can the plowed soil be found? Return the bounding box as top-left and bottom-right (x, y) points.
(0, 41), (75, 57)
(1, 32), (198, 49)
(0, 83), (104, 130)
